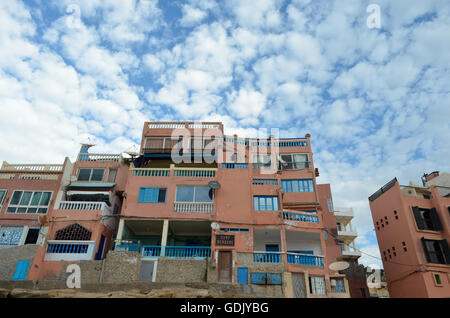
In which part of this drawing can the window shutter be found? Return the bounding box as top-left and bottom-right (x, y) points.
(429, 208), (442, 231)
(138, 188), (146, 203)
(412, 206), (425, 230)
(439, 239), (450, 265)
(421, 237), (431, 263)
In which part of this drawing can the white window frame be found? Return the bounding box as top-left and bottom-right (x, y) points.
(77, 168), (105, 182)
(175, 185), (214, 203)
(0, 189), (7, 209)
(310, 276), (326, 295)
(252, 154), (272, 170)
(279, 153), (309, 170)
(6, 190), (53, 214)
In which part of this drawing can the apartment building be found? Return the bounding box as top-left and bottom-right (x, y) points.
(369, 172), (450, 297)
(0, 121), (367, 298)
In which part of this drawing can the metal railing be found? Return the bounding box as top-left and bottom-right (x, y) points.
(1, 162), (63, 172)
(253, 252), (282, 263)
(286, 253), (324, 267)
(283, 211), (319, 224)
(142, 245), (162, 257)
(221, 163), (248, 169)
(174, 202), (213, 213)
(165, 246), (211, 258)
(19, 174), (59, 180)
(45, 240), (96, 261)
(252, 178), (278, 185)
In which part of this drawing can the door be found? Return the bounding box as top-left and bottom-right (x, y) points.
(218, 251), (232, 282)
(25, 228), (40, 244)
(292, 273), (307, 298)
(12, 260), (30, 281)
(139, 260), (155, 282)
(237, 267), (248, 285)
(95, 235), (106, 260)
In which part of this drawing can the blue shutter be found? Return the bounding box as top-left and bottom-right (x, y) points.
(12, 260), (30, 281)
(139, 188), (160, 203)
(138, 188), (146, 203)
(266, 273), (282, 285)
(251, 272), (267, 285)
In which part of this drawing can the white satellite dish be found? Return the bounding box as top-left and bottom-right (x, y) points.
(211, 222), (219, 230)
(329, 261), (350, 271)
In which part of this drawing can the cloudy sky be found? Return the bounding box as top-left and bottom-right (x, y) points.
(1, 0), (449, 268)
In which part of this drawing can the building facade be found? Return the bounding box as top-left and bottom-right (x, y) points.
(369, 172), (450, 298)
(0, 121), (367, 298)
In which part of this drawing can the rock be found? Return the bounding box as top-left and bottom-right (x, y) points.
(0, 288), (10, 298)
(9, 288), (50, 298)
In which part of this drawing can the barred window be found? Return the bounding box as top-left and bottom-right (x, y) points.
(55, 223), (92, 241)
(309, 276), (326, 295)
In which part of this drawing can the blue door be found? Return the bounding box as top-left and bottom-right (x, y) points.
(12, 260), (30, 281)
(95, 235), (106, 260)
(237, 267), (248, 285)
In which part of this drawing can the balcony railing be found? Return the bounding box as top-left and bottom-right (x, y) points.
(1, 162), (63, 172)
(19, 174), (59, 180)
(253, 252), (282, 263)
(58, 201), (110, 213)
(45, 240), (96, 261)
(287, 253), (324, 267)
(174, 202), (213, 213)
(174, 168), (216, 177)
(253, 178), (278, 185)
(141, 245), (211, 258)
(77, 153), (121, 162)
(333, 207), (354, 219)
(283, 211), (319, 224)
(221, 163), (248, 169)
(132, 168), (170, 176)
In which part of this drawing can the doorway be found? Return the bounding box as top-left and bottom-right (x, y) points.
(218, 251), (232, 282)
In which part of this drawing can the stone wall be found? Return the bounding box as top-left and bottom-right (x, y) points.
(102, 251), (141, 283)
(156, 258), (208, 283)
(0, 245), (38, 280)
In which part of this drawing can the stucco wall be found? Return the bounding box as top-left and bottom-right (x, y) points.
(102, 251), (141, 283)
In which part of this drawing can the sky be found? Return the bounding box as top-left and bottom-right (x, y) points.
(1, 0), (449, 269)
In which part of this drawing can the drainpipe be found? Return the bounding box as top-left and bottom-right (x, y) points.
(99, 258), (106, 283)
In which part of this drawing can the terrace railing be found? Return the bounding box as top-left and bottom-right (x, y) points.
(174, 202), (213, 213)
(286, 253), (324, 267)
(283, 211), (319, 224)
(253, 252), (282, 263)
(45, 240), (96, 261)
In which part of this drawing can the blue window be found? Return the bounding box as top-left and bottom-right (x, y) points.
(138, 187), (167, 203)
(281, 179), (314, 192)
(253, 196), (279, 211)
(12, 260), (30, 281)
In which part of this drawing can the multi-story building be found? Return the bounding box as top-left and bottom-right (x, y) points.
(113, 121), (361, 297)
(0, 121), (367, 298)
(369, 172), (450, 297)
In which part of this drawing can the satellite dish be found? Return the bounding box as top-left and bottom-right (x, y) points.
(211, 222), (219, 230)
(208, 181), (221, 189)
(329, 261), (350, 271)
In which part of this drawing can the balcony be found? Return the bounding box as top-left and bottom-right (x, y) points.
(132, 168), (170, 177)
(142, 245), (211, 259)
(174, 202), (214, 213)
(283, 210), (319, 224)
(341, 249), (362, 259)
(337, 229), (358, 241)
(287, 253), (324, 267)
(130, 167), (216, 177)
(174, 168), (216, 177)
(1, 162), (63, 172)
(333, 207), (354, 221)
(77, 153), (121, 162)
(58, 201), (111, 214)
(44, 240), (96, 261)
(253, 252), (282, 263)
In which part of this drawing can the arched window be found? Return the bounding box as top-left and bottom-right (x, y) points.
(55, 223), (92, 241)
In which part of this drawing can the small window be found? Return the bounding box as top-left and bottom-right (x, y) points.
(107, 169), (118, 182)
(402, 242), (406, 246)
(139, 187), (167, 203)
(77, 168), (105, 182)
(433, 273), (443, 286)
(0, 190), (7, 206)
(309, 276), (326, 295)
(176, 186), (213, 203)
(403, 247), (407, 252)
(360, 288), (366, 297)
(25, 228), (40, 244)
(253, 196), (279, 211)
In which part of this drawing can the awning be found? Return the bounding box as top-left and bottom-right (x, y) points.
(68, 182), (116, 188)
(66, 191), (111, 196)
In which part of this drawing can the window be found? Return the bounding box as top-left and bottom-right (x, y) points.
(77, 168), (105, 182)
(107, 169), (117, 182)
(327, 198), (334, 212)
(252, 154), (272, 170)
(0, 190), (6, 206)
(360, 288), (366, 297)
(332, 279), (345, 293)
(433, 273), (443, 287)
(175, 186), (213, 203)
(138, 187), (167, 203)
(145, 137), (182, 151)
(412, 207), (442, 231)
(55, 223), (92, 241)
(309, 276), (326, 295)
(24, 228), (40, 245)
(281, 179), (314, 192)
(253, 196), (279, 211)
(6, 190), (52, 214)
(421, 238), (450, 265)
(279, 153), (309, 170)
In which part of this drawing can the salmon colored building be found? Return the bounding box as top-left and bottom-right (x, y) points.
(369, 172), (450, 298)
(113, 121), (364, 297)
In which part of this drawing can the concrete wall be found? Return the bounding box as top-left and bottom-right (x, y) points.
(0, 245), (38, 280)
(102, 251), (141, 283)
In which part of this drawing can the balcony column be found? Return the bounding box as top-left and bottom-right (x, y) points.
(161, 219), (169, 256)
(116, 219), (125, 242)
(280, 227), (287, 265)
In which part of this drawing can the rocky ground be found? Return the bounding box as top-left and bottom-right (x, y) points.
(0, 286), (262, 298)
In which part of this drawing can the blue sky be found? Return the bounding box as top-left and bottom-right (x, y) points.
(1, 0), (449, 268)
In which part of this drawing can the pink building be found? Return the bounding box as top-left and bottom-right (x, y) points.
(369, 172), (450, 297)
